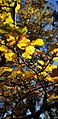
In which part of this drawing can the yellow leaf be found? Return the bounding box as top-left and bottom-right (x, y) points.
(7, 40), (16, 46)
(22, 52), (31, 59)
(23, 71), (35, 79)
(9, 23), (14, 27)
(38, 60), (44, 65)
(46, 64), (57, 72)
(17, 0), (20, 2)
(31, 38), (44, 46)
(0, 46), (7, 52)
(10, 2), (15, 7)
(53, 57), (58, 62)
(4, 16), (13, 24)
(4, 67), (12, 72)
(17, 37), (30, 50)
(46, 75), (53, 82)
(4, 92), (9, 96)
(52, 48), (58, 54)
(0, 13), (6, 19)
(56, 53), (58, 56)
(41, 71), (47, 77)
(5, 52), (14, 61)
(4, 85), (13, 89)
(26, 45), (35, 55)
(16, 4), (20, 12)
(0, 29), (5, 33)
(22, 27), (28, 34)
(17, 42), (27, 50)
(46, 75), (58, 82)
(0, 77), (5, 81)
(37, 12), (40, 17)
(37, 65), (42, 69)
(45, 10), (50, 15)
(13, 69), (21, 75)
(53, 77), (58, 82)
(7, 35), (15, 41)
(20, 36), (30, 43)
(0, 0), (2, 3)
(1, 40), (5, 45)
(49, 94), (58, 100)
(6, 34), (16, 46)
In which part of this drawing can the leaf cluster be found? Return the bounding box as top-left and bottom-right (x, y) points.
(0, 0), (58, 119)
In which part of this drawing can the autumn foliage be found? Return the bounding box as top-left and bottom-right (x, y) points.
(0, 0), (58, 119)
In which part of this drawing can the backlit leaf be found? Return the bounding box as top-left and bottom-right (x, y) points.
(4, 67), (12, 72)
(49, 94), (58, 100)
(38, 60), (44, 65)
(4, 15), (13, 24)
(26, 45), (35, 55)
(22, 27), (28, 34)
(53, 57), (58, 62)
(37, 65), (42, 69)
(10, 2), (15, 7)
(52, 48), (58, 53)
(7, 40), (16, 46)
(12, 68), (22, 75)
(0, 46), (7, 52)
(17, 36), (30, 50)
(0, 0), (2, 3)
(31, 38), (44, 46)
(22, 52), (31, 59)
(46, 64), (57, 72)
(16, 4), (20, 12)
(5, 52), (15, 61)
(4, 85), (13, 89)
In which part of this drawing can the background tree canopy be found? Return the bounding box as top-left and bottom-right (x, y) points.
(0, 0), (58, 119)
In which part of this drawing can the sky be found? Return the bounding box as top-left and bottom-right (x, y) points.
(49, 0), (58, 66)
(49, 0), (58, 11)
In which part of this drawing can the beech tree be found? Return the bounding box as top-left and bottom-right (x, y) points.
(0, 0), (58, 119)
